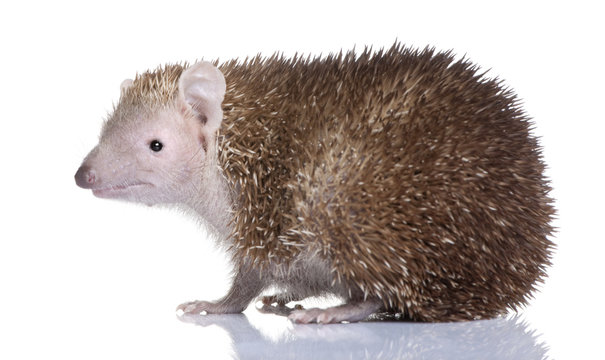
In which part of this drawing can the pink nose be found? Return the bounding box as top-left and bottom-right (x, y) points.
(75, 165), (96, 189)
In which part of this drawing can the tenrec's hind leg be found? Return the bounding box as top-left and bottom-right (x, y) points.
(288, 298), (383, 324)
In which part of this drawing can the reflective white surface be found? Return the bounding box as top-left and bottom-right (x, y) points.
(179, 312), (548, 360)
(1, 1), (603, 359)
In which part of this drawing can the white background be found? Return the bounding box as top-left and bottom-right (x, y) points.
(0, 1), (603, 359)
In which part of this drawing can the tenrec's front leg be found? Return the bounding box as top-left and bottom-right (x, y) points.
(288, 298), (383, 324)
(177, 265), (264, 315)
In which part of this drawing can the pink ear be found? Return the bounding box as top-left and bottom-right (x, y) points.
(120, 79), (133, 94)
(179, 62), (226, 133)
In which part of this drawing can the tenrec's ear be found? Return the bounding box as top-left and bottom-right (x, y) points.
(179, 61), (226, 133)
(120, 79), (133, 95)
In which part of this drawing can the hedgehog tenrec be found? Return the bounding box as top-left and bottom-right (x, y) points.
(74, 44), (554, 323)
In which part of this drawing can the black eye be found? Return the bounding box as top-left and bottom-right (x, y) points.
(149, 140), (163, 152)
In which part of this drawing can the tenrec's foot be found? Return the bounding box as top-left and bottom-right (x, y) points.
(288, 300), (382, 324)
(176, 300), (216, 315)
(257, 296), (304, 316)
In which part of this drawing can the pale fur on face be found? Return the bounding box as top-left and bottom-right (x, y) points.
(87, 105), (206, 205)
(78, 62), (228, 215)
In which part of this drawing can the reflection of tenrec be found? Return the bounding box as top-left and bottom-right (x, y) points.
(75, 44), (555, 323)
(180, 313), (548, 360)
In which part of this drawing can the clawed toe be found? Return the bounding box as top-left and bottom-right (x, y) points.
(176, 300), (211, 315)
(258, 296), (304, 316)
(288, 300), (382, 324)
(288, 308), (327, 324)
